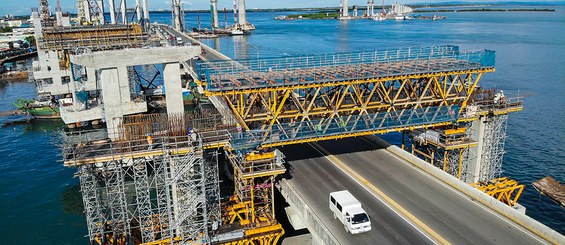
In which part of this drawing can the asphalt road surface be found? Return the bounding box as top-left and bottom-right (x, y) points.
(280, 137), (547, 245)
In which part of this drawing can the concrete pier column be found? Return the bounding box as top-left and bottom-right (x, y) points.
(237, 0), (247, 25)
(109, 0), (117, 24)
(135, 0), (142, 23)
(211, 0), (219, 29)
(100, 68), (123, 139)
(172, 0), (182, 31)
(83, 0), (93, 23)
(142, 0), (150, 24)
(163, 62), (184, 115)
(121, 0), (128, 24)
(342, 0), (349, 17)
(466, 117), (486, 183)
(97, 0), (105, 25)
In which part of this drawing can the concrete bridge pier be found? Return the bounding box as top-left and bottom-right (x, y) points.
(69, 46), (201, 140)
(99, 67), (130, 139)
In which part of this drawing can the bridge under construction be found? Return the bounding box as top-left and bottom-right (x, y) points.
(58, 35), (565, 244)
(32, 7), (563, 242)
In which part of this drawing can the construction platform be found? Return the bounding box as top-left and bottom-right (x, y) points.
(197, 45), (495, 93)
(533, 176), (565, 208)
(40, 24), (148, 52)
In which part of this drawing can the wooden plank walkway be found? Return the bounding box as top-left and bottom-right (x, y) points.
(533, 176), (565, 208)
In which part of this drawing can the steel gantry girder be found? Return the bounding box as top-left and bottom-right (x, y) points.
(212, 69), (491, 149)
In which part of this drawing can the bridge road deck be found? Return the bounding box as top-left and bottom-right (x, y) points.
(281, 137), (549, 245)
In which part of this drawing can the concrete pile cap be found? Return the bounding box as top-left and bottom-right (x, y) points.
(70, 46), (201, 69)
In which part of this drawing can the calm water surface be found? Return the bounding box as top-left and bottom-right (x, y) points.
(1, 6), (564, 244)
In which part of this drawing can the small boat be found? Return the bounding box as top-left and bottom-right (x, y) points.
(14, 94), (60, 119)
(394, 14), (405, 20)
(372, 14), (387, 21)
(241, 23), (255, 31)
(230, 28), (244, 36)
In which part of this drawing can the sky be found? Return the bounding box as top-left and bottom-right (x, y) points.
(0, 0), (562, 16)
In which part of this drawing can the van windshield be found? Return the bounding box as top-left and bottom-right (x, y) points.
(352, 213), (369, 224)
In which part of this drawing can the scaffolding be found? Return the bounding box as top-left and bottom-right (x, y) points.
(475, 114), (508, 181)
(406, 127), (474, 180)
(219, 149), (286, 244)
(68, 132), (209, 245)
(405, 88), (522, 183)
(64, 111), (232, 245)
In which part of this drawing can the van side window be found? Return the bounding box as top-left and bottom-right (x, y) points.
(330, 196), (336, 205)
(337, 203), (342, 212)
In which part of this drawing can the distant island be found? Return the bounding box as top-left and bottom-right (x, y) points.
(283, 13), (340, 20)
(414, 8), (555, 13)
(1, 3), (558, 18)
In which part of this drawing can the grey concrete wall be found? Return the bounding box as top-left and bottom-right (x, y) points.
(117, 67), (131, 103)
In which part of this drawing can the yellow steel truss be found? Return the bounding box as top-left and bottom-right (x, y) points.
(472, 177), (524, 207)
(208, 70), (491, 145)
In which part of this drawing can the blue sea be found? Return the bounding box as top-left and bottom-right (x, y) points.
(1, 6), (564, 244)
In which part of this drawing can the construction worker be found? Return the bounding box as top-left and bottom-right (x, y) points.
(146, 133), (153, 150)
(236, 124), (243, 139)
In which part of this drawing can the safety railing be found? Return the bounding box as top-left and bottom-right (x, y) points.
(63, 133), (202, 164)
(198, 45), (461, 74)
(462, 96), (523, 118)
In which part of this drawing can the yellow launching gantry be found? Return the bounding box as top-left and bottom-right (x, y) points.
(197, 46), (494, 150)
(197, 45), (524, 206)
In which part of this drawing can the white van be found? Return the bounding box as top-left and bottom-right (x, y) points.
(329, 190), (371, 234)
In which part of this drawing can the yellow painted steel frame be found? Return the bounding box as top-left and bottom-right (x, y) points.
(472, 177), (525, 207)
(407, 131), (470, 180)
(210, 69), (491, 145)
(223, 150), (285, 245)
(140, 236), (183, 245)
(220, 224), (284, 245)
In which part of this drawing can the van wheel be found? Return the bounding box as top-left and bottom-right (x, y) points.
(344, 224), (349, 233)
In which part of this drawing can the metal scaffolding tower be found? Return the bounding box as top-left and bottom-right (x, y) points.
(473, 114), (509, 181)
(64, 111), (224, 244)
